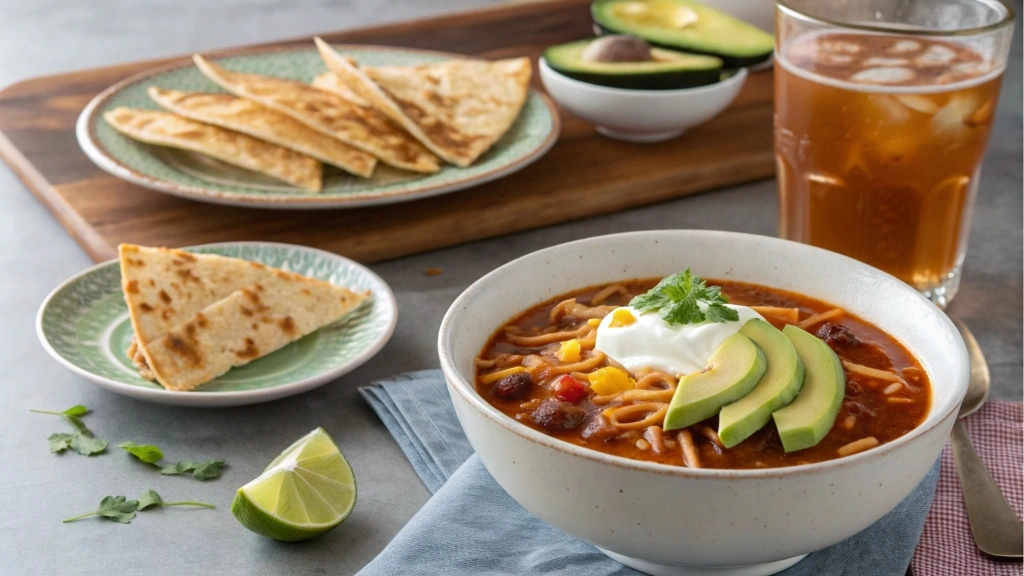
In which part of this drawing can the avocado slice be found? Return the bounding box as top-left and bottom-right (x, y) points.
(772, 325), (846, 453)
(718, 319), (805, 448)
(543, 38), (722, 90)
(664, 332), (767, 431)
(591, 0), (775, 68)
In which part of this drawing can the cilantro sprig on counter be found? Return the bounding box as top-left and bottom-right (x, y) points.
(31, 405), (224, 526)
(630, 269), (739, 325)
(62, 490), (215, 524)
(30, 405), (108, 456)
(161, 460), (225, 480)
(118, 441), (225, 480)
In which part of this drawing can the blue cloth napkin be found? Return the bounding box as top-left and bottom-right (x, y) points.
(358, 370), (940, 576)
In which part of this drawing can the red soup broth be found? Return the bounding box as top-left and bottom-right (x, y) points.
(475, 279), (931, 469)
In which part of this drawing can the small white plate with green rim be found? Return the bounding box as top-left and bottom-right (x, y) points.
(76, 44), (560, 209)
(36, 242), (397, 407)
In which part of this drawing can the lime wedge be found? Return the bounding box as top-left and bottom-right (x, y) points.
(231, 427), (356, 541)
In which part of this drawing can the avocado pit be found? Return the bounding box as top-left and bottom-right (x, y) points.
(581, 35), (654, 63)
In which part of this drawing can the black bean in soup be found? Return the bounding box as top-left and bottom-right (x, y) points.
(492, 372), (533, 401)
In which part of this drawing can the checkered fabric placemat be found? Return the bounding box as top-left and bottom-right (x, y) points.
(912, 401), (1022, 575)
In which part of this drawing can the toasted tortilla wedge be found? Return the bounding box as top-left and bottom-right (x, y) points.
(103, 108), (322, 191)
(315, 38), (531, 167)
(192, 55), (440, 173)
(148, 87), (376, 178)
(119, 244), (276, 372)
(311, 72), (373, 108)
(143, 270), (369, 391)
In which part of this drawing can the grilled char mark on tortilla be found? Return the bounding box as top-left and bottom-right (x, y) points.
(118, 244), (276, 371)
(192, 54), (440, 174)
(103, 108), (323, 191)
(314, 38), (531, 167)
(147, 86), (377, 178)
(143, 269), (369, 391)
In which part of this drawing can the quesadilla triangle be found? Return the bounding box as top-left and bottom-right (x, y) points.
(119, 244), (277, 375)
(192, 54), (440, 174)
(148, 87), (376, 178)
(103, 108), (322, 191)
(311, 72), (373, 108)
(142, 270), (370, 391)
(314, 37), (532, 167)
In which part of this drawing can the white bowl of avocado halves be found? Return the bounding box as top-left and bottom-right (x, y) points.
(540, 0), (772, 142)
(439, 230), (968, 576)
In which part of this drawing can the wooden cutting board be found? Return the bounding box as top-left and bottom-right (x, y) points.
(0, 0), (774, 264)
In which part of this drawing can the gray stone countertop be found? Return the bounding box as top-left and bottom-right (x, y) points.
(0, 1), (1020, 574)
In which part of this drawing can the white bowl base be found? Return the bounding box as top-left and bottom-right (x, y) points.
(598, 548), (808, 576)
(596, 126), (686, 143)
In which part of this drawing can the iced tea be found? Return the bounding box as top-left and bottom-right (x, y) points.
(776, 32), (1002, 298)
(774, 0), (1014, 306)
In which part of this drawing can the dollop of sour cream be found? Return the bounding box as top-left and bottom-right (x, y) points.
(594, 305), (764, 376)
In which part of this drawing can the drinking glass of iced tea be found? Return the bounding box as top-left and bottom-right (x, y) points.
(774, 0), (1014, 307)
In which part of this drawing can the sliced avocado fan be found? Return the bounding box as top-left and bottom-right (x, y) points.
(718, 319), (805, 448)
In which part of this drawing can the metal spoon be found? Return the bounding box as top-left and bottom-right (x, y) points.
(951, 320), (1023, 558)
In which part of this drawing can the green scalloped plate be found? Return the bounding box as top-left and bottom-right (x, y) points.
(36, 242), (397, 407)
(76, 44), (559, 209)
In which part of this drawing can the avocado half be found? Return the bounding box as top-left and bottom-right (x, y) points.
(543, 39), (723, 90)
(592, 0), (775, 68)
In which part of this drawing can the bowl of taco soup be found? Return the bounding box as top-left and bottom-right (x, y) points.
(438, 230), (968, 575)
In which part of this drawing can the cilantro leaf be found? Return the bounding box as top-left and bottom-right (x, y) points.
(705, 302), (740, 323)
(118, 441), (164, 464)
(31, 406), (107, 456)
(63, 415), (89, 434)
(137, 489), (164, 510)
(97, 496), (139, 523)
(136, 489), (215, 511)
(69, 434), (108, 456)
(629, 269), (739, 326)
(63, 495), (139, 524)
(48, 433), (74, 454)
(191, 460), (225, 480)
(161, 459), (224, 480)
(161, 461), (194, 476)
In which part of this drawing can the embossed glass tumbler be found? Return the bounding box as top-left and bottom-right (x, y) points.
(775, 0), (1014, 307)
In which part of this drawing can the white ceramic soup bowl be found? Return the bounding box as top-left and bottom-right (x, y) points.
(539, 59), (747, 143)
(438, 230), (968, 576)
